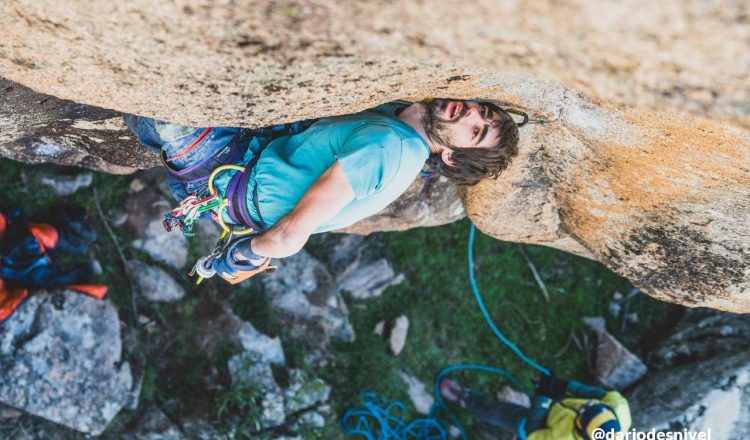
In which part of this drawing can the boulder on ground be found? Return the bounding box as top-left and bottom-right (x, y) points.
(496, 386), (530, 408)
(125, 189), (187, 269)
(337, 258), (405, 300)
(123, 406), (183, 440)
(398, 371), (434, 415)
(389, 315), (410, 356)
(228, 352), (286, 429)
(284, 369), (331, 414)
(38, 170), (93, 196)
(0, 290), (134, 435)
(325, 233), (406, 300)
(126, 260), (185, 303)
(583, 317), (647, 390)
(262, 250), (354, 359)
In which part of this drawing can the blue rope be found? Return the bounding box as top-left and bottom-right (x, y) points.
(468, 223), (552, 376)
(341, 392), (447, 440)
(342, 364), (527, 440)
(341, 223), (552, 439)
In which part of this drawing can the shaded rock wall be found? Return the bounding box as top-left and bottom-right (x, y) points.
(629, 310), (750, 439)
(2, 0), (749, 311)
(0, 78), (154, 173)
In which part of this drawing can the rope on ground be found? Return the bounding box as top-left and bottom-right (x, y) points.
(342, 364), (529, 440)
(468, 224), (551, 376)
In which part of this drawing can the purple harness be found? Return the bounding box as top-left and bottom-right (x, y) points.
(161, 129), (266, 231)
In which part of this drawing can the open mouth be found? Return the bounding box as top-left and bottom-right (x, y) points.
(446, 101), (464, 121)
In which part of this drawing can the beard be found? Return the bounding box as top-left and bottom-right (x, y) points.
(423, 99), (455, 149)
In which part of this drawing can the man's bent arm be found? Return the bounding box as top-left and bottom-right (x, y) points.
(247, 162), (355, 258)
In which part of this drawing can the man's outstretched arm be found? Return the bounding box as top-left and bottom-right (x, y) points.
(245, 162), (355, 259)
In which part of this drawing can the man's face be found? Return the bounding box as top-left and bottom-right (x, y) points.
(423, 99), (507, 151)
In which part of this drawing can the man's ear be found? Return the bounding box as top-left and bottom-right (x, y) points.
(441, 149), (455, 167)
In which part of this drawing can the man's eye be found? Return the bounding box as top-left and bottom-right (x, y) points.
(481, 106), (487, 118)
(473, 127), (480, 138)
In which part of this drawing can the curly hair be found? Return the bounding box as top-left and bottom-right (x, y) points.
(426, 101), (520, 186)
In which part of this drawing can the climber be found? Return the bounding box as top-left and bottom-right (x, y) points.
(439, 374), (631, 439)
(125, 98), (520, 282)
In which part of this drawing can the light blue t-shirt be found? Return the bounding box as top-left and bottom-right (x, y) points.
(243, 102), (430, 232)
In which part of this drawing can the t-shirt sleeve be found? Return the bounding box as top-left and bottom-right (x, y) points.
(336, 125), (404, 199)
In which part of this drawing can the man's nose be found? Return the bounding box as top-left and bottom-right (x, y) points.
(463, 102), (482, 122)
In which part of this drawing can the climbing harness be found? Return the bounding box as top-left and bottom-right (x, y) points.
(341, 223), (552, 440)
(165, 161), (273, 285)
(159, 128), (271, 284)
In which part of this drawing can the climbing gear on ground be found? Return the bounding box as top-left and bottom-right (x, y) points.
(341, 392), (448, 440)
(574, 402), (621, 440)
(342, 364), (528, 440)
(40, 205), (99, 254)
(0, 208), (107, 323)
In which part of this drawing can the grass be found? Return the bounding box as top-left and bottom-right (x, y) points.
(313, 222), (675, 439)
(0, 158), (676, 439)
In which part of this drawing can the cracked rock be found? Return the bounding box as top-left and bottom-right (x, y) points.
(284, 369), (331, 414)
(0, 290), (134, 435)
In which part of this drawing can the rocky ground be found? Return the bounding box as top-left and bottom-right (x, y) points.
(0, 160), (748, 439)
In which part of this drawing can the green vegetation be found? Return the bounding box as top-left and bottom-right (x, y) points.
(0, 158), (676, 439)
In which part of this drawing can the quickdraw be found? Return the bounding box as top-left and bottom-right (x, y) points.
(163, 164), (256, 237)
(162, 164), (271, 285)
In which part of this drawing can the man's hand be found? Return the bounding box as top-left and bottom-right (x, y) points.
(212, 235), (268, 280)
(248, 162), (355, 258)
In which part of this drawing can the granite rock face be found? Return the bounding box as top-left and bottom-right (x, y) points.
(629, 351), (750, 440)
(628, 310), (750, 439)
(2, 0), (747, 128)
(0, 78), (150, 173)
(0, 290), (134, 435)
(647, 309), (750, 370)
(2, 0), (749, 311)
